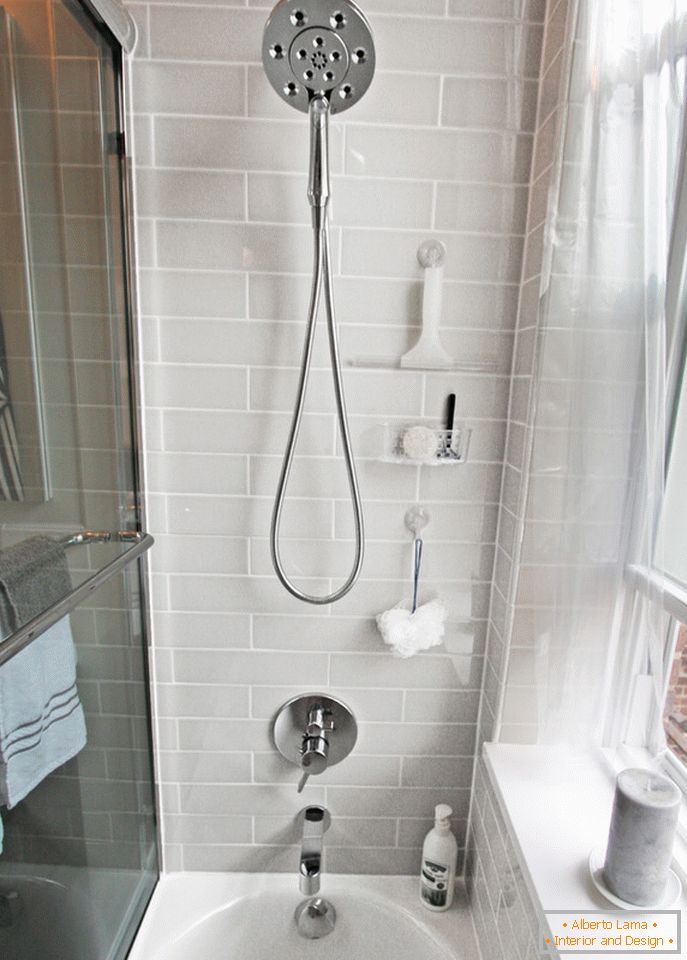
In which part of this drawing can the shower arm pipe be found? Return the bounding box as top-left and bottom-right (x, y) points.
(270, 95), (364, 605)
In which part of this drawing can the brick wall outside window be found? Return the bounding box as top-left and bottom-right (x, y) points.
(664, 623), (687, 763)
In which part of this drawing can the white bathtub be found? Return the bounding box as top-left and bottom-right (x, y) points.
(128, 872), (480, 960)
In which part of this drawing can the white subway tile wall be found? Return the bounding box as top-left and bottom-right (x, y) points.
(128, 0), (544, 872)
(467, 759), (546, 960)
(478, 0), (572, 748)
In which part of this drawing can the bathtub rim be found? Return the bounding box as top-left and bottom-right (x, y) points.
(127, 871), (480, 960)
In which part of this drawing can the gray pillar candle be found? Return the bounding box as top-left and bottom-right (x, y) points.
(603, 768), (680, 906)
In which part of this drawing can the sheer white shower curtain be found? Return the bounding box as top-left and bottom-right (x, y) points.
(525, 0), (687, 750)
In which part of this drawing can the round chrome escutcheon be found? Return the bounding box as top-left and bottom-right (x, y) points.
(272, 693), (357, 768)
(262, 0), (375, 114)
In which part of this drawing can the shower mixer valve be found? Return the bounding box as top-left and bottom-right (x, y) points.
(273, 693), (357, 792)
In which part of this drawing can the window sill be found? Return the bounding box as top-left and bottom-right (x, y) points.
(483, 743), (687, 914)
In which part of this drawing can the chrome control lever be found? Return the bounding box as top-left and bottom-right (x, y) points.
(297, 771), (310, 793)
(273, 693), (357, 792)
(297, 705), (334, 792)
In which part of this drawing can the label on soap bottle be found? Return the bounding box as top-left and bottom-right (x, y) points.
(420, 858), (449, 908)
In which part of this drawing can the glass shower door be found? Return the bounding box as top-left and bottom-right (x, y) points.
(0, 0), (158, 957)
(0, 568), (158, 960)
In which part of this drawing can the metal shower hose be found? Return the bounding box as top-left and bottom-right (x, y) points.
(269, 97), (364, 604)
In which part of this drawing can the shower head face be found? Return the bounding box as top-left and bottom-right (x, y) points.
(263, 0), (375, 115)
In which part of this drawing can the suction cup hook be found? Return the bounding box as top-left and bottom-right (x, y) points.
(405, 506), (429, 614)
(416, 239), (446, 269)
(404, 505), (430, 537)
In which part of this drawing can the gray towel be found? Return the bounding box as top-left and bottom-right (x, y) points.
(0, 536), (72, 634)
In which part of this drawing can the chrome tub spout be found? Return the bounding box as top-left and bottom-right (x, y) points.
(299, 805), (328, 896)
(296, 805), (335, 939)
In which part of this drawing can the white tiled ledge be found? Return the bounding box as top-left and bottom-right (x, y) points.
(484, 743), (617, 911)
(483, 743), (687, 954)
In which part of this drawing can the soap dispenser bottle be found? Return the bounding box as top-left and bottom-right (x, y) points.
(419, 804), (458, 911)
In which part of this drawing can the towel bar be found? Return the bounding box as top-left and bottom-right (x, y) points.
(61, 530), (144, 548)
(0, 531), (154, 667)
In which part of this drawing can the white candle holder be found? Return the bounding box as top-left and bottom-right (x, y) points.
(588, 847), (682, 910)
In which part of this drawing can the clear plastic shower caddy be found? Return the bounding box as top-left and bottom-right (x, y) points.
(376, 422), (471, 466)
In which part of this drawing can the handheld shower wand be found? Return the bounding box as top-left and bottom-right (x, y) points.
(262, 0), (375, 604)
(308, 95), (330, 230)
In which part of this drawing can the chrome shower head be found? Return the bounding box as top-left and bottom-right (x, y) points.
(262, 0), (375, 114)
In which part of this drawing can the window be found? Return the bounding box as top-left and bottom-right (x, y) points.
(657, 337), (687, 770)
(618, 164), (687, 774)
(658, 350), (687, 602)
(663, 622), (687, 764)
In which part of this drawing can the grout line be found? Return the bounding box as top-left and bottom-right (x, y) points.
(337, 225), (344, 275)
(140, 358), (515, 375)
(135, 263), (525, 286)
(437, 73), (446, 126)
(149, 112), (156, 167)
(143, 4), (151, 60)
(127, 109), (540, 137)
(128, 212), (531, 240)
(243, 171), (250, 222)
(157, 697), (483, 709)
(340, 119), (347, 176)
(139, 0), (545, 24)
(131, 161), (538, 190)
(165, 779), (474, 790)
(244, 364), (251, 410)
(151, 218), (158, 268)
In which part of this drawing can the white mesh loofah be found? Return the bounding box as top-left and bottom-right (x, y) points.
(376, 599), (447, 658)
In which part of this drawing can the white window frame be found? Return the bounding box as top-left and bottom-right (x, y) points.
(625, 566), (687, 627)
(609, 112), (687, 784)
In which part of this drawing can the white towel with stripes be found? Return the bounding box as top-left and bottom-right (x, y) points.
(0, 615), (86, 808)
